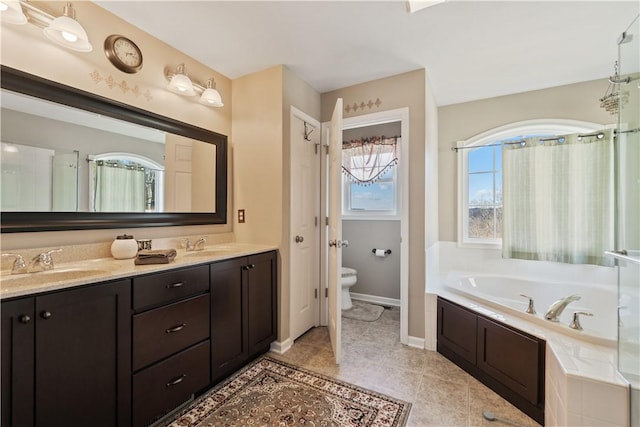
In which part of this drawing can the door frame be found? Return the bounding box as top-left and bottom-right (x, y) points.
(289, 106), (321, 341)
(320, 107), (410, 346)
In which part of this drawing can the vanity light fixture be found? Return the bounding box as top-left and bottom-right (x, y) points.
(199, 79), (224, 107)
(164, 64), (224, 107)
(0, 1), (27, 25)
(1, 1), (93, 52)
(43, 2), (92, 52)
(166, 63), (197, 96)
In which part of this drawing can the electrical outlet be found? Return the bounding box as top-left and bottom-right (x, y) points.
(238, 209), (245, 223)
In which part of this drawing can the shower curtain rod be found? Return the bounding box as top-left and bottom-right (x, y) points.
(452, 128), (639, 152)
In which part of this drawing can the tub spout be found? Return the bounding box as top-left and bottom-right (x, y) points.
(544, 295), (581, 322)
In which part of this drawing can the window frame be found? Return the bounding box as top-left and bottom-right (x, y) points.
(457, 119), (603, 249)
(342, 164), (398, 218)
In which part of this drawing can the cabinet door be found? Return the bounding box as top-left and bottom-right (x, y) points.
(477, 317), (542, 404)
(437, 298), (477, 364)
(247, 251), (277, 356)
(210, 257), (248, 383)
(1, 297), (35, 427)
(35, 279), (131, 427)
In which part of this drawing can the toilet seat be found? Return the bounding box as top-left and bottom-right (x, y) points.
(341, 267), (357, 277)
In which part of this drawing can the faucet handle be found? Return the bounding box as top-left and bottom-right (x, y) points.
(569, 311), (593, 330)
(519, 294), (536, 315)
(33, 248), (62, 269)
(2, 253), (28, 274)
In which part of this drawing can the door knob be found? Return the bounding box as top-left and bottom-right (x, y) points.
(295, 235), (304, 243)
(342, 240), (349, 248)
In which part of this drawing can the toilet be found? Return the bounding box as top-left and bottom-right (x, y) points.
(341, 267), (357, 310)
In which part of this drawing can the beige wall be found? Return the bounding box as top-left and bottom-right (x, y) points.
(0, 1), (233, 250)
(232, 65), (321, 343)
(322, 69), (427, 339)
(438, 78), (616, 242)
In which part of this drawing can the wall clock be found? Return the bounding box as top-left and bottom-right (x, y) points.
(104, 34), (143, 74)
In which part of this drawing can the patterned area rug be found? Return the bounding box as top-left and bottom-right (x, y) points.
(165, 356), (411, 427)
(342, 301), (385, 322)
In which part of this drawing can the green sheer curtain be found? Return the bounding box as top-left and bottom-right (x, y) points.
(93, 161), (146, 212)
(502, 129), (615, 266)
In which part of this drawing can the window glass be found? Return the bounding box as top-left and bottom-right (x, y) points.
(346, 167), (395, 212)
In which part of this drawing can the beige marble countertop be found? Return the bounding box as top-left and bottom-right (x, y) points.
(0, 243), (277, 300)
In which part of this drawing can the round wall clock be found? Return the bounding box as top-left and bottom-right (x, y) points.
(104, 34), (143, 74)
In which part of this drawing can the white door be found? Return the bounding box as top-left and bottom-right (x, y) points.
(328, 99), (343, 364)
(290, 108), (320, 341)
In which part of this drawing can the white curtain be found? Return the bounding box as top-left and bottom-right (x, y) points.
(502, 129), (615, 266)
(342, 136), (399, 185)
(93, 161), (146, 212)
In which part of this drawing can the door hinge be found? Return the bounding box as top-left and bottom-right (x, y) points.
(325, 216), (329, 226)
(325, 288), (328, 298)
(314, 288), (318, 299)
(315, 216), (318, 227)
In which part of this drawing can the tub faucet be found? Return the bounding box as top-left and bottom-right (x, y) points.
(544, 295), (581, 322)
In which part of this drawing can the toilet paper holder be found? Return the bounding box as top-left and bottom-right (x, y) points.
(372, 249), (392, 255)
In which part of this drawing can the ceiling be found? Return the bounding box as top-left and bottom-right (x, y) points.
(94, 1), (639, 106)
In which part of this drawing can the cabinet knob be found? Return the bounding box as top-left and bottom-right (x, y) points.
(242, 264), (255, 271)
(40, 311), (52, 320)
(18, 314), (31, 324)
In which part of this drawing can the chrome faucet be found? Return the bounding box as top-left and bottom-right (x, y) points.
(181, 236), (207, 251)
(2, 253), (28, 274)
(28, 249), (63, 273)
(544, 295), (581, 322)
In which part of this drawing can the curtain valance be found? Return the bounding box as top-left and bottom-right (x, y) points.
(342, 136), (399, 186)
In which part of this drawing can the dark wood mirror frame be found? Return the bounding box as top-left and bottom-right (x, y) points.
(0, 66), (227, 233)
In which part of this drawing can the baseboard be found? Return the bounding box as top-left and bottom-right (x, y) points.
(350, 292), (401, 308)
(407, 335), (425, 349)
(269, 338), (293, 355)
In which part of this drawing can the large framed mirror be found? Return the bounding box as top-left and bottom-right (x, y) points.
(0, 66), (227, 233)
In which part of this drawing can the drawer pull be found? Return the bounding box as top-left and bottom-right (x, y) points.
(166, 282), (185, 289)
(166, 374), (186, 387)
(165, 323), (187, 333)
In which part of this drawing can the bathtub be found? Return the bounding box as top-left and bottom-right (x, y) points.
(443, 273), (618, 346)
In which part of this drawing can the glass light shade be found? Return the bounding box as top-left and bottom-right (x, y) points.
(1, 1), (27, 25)
(199, 87), (224, 107)
(167, 73), (197, 97)
(43, 15), (92, 52)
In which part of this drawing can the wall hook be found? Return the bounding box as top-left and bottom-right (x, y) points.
(304, 122), (314, 142)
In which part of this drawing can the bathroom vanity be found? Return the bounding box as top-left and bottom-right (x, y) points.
(1, 246), (277, 427)
(436, 297), (546, 425)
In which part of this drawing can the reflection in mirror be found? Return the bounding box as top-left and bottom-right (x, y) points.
(0, 66), (227, 232)
(1, 90), (216, 214)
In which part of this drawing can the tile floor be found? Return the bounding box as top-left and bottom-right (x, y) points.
(269, 305), (542, 427)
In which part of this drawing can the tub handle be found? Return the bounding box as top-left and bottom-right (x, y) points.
(569, 311), (593, 330)
(519, 294), (536, 315)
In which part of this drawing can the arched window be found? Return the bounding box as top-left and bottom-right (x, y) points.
(457, 119), (603, 247)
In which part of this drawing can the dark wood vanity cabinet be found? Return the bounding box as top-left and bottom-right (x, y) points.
(1, 279), (131, 427)
(437, 297), (545, 425)
(131, 265), (211, 427)
(1, 250), (278, 427)
(210, 251), (277, 383)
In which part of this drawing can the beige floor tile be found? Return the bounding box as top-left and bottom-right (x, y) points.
(274, 304), (537, 427)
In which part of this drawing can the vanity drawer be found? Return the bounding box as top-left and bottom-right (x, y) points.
(133, 340), (210, 427)
(133, 294), (209, 371)
(133, 265), (208, 310)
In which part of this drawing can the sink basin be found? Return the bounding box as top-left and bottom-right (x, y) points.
(182, 249), (236, 258)
(0, 268), (111, 288)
